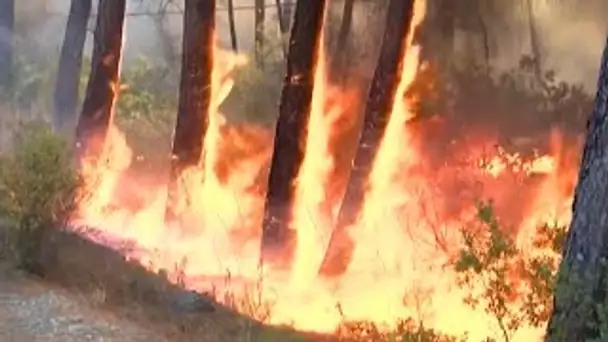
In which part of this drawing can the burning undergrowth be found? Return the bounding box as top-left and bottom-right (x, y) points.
(64, 4), (591, 342)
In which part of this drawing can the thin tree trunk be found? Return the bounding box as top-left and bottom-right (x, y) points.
(275, 0), (288, 36)
(329, 0), (355, 83)
(472, 0), (490, 68)
(75, 0), (126, 159)
(227, 0), (238, 52)
(282, 1), (294, 29)
(319, 0), (416, 277)
(545, 36), (608, 341)
(525, 0), (542, 80)
(254, 0), (265, 68)
(260, 0), (327, 265)
(53, 0), (92, 133)
(165, 0), (215, 222)
(0, 0), (14, 88)
(274, 0), (287, 57)
(153, 0), (179, 69)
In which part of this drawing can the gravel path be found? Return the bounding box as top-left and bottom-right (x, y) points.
(0, 270), (166, 342)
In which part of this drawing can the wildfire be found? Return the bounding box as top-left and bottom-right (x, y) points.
(72, 1), (579, 340)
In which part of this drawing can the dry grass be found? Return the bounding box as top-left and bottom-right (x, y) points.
(27, 228), (330, 342)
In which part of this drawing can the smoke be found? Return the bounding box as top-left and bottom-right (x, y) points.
(484, 0), (605, 91)
(535, 2), (606, 91)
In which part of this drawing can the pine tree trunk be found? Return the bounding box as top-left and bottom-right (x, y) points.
(260, 0), (327, 265)
(53, 0), (92, 133)
(75, 0), (126, 159)
(0, 0), (13, 88)
(227, 0), (238, 52)
(254, 0), (266, 68)
(165, 0), (215, 222)
(525, 0), (542, 80)
(319, 0), (416, 277)
(545, 36), (608, 341)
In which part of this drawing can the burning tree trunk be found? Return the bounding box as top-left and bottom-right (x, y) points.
(319, 0), (416, 277)
(165, 0), (215, 221)
(329, 0), (354, 83)
(75, 0), (126, 159)
(254, 0), (265, 68)
(261, 0), (327, 264)
(0, 0), (13, 88)
(227, 0), (238, 52)
(545, 37), (608, 341)
(53, 0), (92, 133)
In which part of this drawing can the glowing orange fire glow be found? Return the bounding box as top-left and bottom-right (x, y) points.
(72, 2), (580, 340)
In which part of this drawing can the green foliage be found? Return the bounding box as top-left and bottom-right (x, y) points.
(454, 201), (565, 341)
(116, 58), (176, 121)
(222, 32), (286, 126)
(223, 58), (284, 125)
(0, 55), (57, 114)
(0, 123), (82, 273)
(112, 58), (177, 168)
(411, 54), (592, 161)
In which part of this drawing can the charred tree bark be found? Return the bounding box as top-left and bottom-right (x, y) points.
(227, 0), (238, 52)
(0, 0), (13, 88)
(261, 0), (327, 265)
(53, 0), (92, 133)
(329, 0), (354, 84)
(319, 0), (416, 277)
(165, 0), (215, 222)
(254, 0), (266, 68)
(75, 0), (126, 159)
(545, 37), (608, 342)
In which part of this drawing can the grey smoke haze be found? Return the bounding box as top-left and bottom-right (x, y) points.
(16, 0), (281, 64)
(13, 0), (608, 91)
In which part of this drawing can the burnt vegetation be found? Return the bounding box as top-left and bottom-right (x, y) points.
(0, 0), (605, 341)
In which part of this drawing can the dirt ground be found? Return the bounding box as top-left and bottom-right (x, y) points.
(0, 264), (164, 342)
(0, 231), (326, 342)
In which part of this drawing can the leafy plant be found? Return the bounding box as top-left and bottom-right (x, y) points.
(112, 58), (178, 169)
(222, 32), (286, 126)
(453, 201), (565, 341)
(0, 123), (82, 274)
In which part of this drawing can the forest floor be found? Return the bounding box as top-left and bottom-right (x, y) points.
(0, 229), (327, 342)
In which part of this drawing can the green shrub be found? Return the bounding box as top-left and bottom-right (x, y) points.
(222, 57), (284, 125)
(112, 58), (177, 169)
(0, 122), (82, 274)
(453, 201), (566, 341)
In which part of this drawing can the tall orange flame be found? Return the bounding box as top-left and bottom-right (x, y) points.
(72, 1), (578, 340)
